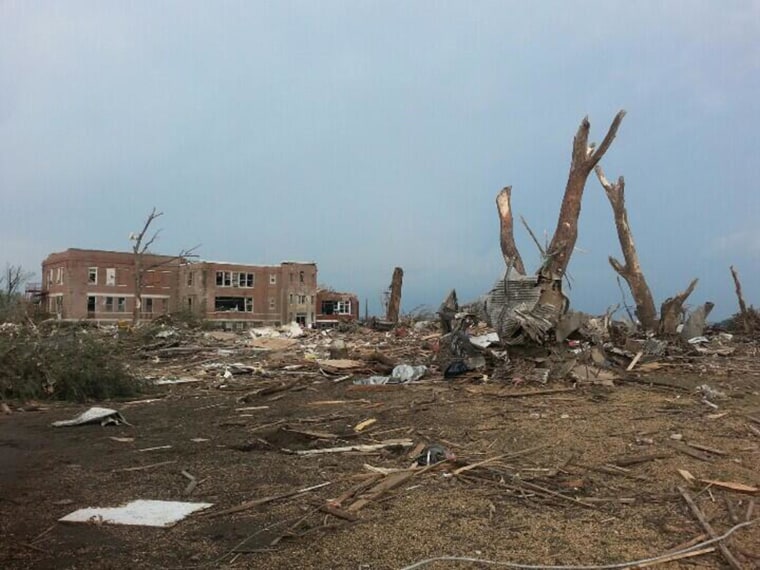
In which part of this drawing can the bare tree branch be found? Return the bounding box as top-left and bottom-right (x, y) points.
(519, 215), (545, 257)
(130, 208), (191, 325)
(589, 110), (627, 169)
(729, 265), (752, 333)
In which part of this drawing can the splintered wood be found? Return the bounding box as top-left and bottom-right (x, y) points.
(284, 439), (414, 456)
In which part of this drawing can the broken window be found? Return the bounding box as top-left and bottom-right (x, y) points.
(299, 271), (304, 283)
(87, 296), (96, 314)
(117, 297), (126, 312)
(88, 267), (97, 284)
(55, 296), (63, 314)
(105, 297), (114, 312)
(106, 268), (116, 286)
(269, 274), (276, 285)
(186, 297), (193, 310)
(145, 298), (154, 313)
(216, 271), (253, 287)
(187, 271), (193, 286)
(214, 296), (253, 312)
(216, 271), (232, 287)
(321, 300), (351, 315)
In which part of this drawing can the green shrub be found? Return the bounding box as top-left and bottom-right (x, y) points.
(0, 327), (143, 402)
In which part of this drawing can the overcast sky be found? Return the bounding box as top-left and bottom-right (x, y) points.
(1, 1), (758, 319)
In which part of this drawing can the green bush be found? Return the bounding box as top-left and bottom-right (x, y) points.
(0, 327), (143, 402)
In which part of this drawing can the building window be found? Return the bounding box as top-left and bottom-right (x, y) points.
(321, 300), (352, 315)
(214, 296), (253, 312)
(48, 269), (53, 286)
(105, 297), (114, 312)
(269, 298), (275, 310)
(298, 294), (306, 304)
(186, 297), (193, 310)
(56, 267), (64, 284)
(87, 296), (96, 314)
(269, 274), (276, 285)
(187, 271), (193, 286)
(145, 298), (154, 313)
(215, 271), (254, 288)
(88, 267), (97, 284)
(289, 293), (294, 304)
(117, 297), (126, 312)
(299, 271), (304, 283)
(106, 268), (116, 286)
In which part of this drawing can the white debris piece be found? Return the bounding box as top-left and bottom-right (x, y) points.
(391, 364), (427, 382)
(153, 377), (202, 385)
(282, 321), (304, 338)
(52, 407), (127, 427)
(469, 332), (500, 348)
(59, 499), (213, 527)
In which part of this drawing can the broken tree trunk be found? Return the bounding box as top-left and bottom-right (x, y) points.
(659, 278), (699, 335)
(542, 111), (627, 280)
(681, 301), (714, 340)
(535, 111), (627, 326)
(488, 111), (627, 345)
(386, 267), (403, 323)
(594, 165), (658, 330)
(730, 265), (752, 333)
(496, 186), (526, 275)
(437, 289), (458, 334)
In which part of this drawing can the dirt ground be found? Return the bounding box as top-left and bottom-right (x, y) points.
(1, 341), (759, 569)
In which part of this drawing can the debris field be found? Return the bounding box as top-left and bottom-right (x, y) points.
(1, 321), (759, 570)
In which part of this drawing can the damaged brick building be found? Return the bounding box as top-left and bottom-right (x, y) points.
(315, 289), (360, 328)
(41, 249), (324, 328)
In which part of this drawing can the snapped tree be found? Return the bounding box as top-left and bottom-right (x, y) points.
(594, 165), (698, 334)
(130, 208), (198, 325)
(493, 111), (626, 341)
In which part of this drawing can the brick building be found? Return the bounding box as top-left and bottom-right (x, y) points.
(177, 260), (318, 327)
(315, 289), (360, 327)
(41, 249), (318, 327)
(42, 249), (180, 321)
